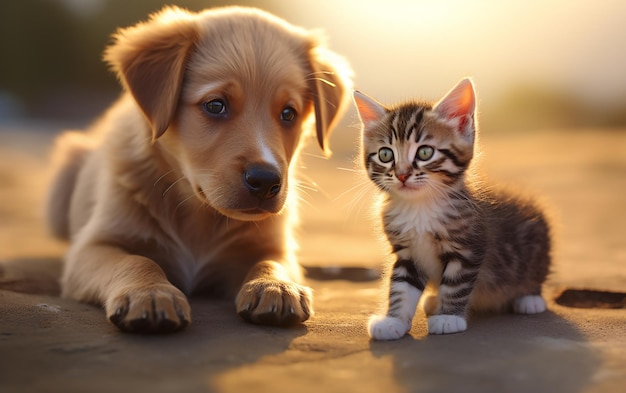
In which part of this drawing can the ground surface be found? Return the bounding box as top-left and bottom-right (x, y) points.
(0, 123), (625, 393)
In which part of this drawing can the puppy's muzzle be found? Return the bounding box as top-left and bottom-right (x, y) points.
(243, 164), (281, 200)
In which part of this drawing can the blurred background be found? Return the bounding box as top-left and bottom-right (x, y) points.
(1, 0), (626, 132)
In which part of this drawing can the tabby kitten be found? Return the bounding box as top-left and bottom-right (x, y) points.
(354, 79), (551, 340)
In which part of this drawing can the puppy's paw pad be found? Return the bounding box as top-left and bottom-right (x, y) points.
(106, 285), (191, 334)
(236, 279), (312, 326)
(428, 315), (467, 335)
(513, 295), (546, 314)
(368, 315), (410, 341)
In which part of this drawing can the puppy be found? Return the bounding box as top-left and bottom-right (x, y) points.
(46, 6), (352, 333)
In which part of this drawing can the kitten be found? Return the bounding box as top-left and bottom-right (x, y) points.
(353, 79), (551, 340)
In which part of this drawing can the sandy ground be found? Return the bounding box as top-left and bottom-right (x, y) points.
(0, 122), (625, 393)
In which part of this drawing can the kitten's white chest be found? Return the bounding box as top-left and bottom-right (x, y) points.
(384, 198), (448, 279)
(384, 197), (448, 236)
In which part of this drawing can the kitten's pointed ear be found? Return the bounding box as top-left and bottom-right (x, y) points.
(353, 91), (387, 132)
(432, 78), (476, 135)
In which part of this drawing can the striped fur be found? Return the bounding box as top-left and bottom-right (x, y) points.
(354, 79), (551, 340)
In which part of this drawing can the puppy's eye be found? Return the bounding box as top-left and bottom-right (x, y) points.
(202, 99), (227, 116)
(280, 107), (297, 123)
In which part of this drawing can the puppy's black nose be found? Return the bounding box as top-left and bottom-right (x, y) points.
(243, 164), (281, 199)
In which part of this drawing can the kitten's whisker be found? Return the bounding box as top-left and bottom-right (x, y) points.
(346, 184), (375, 220)
(333, 177), (370, 202)
(335, 177), (375, 220)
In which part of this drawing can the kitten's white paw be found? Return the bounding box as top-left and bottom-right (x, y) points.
(513, 295), (546, 314)
(428, 315), (467, 335)
(368, 315), (410, 341)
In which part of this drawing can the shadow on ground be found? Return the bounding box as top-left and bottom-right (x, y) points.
(0, 257), (308, 393)
(370, 305), (600, 393)
(1, 257), (621, 393)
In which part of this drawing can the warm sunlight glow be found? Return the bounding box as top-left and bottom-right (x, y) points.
(283, 0), (626, 105)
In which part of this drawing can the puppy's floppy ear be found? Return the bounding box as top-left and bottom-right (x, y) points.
(104, 7), (198, 140)
(307, 46), (353, 155)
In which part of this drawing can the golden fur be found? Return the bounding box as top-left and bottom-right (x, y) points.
(46, 6), (352, 333)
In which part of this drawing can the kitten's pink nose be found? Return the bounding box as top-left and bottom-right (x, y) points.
(396, 173), (410, 183)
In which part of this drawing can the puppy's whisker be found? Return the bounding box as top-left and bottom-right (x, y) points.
(308, 91), (339, 109)
(153, 170), (175, 188)
(174, 193), (197, 214)
(296, 183), (318, 193)
(306, 77), (337, 88)
(296, 176), (332, 201)
(162, 176), (187, 198)
(301, 152), (327, 160)
(292, 186), (311, 203)
(304, 71), (337, 83)
(336, 166), (362, 174)
(293, 172), (318, 187)
(304, 70), (334, 79)
(295, 195), (314, 209)
(294, 189), (314, 207)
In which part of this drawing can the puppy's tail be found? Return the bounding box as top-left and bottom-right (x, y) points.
(45, 131), (94, 240)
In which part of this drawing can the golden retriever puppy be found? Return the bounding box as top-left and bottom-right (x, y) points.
(46, 6), (352, 333)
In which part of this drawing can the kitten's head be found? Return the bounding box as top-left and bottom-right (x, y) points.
(354, 78), (477, 200)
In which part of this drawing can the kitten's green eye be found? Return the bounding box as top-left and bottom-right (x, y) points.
(378, 147), (394, 163)
(417, 145), (434, 161)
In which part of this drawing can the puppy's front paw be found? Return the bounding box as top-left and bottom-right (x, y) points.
(106, 284), (191, 333)
(236, 278), (312, 326)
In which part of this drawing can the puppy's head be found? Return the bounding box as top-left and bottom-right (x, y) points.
(105, 6), (352, 221)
